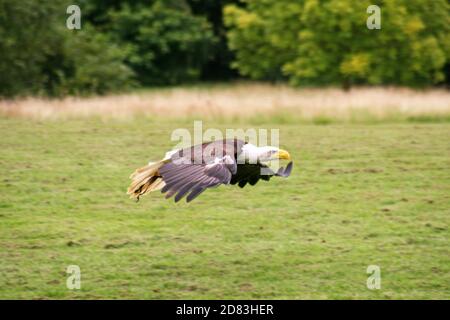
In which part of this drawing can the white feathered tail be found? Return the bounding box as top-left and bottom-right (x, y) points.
(127, 160), (166, 200)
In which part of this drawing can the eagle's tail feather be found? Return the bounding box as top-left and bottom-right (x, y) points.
(127, 160), (166, 200)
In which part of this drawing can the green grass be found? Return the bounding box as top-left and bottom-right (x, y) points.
(0, 116), (449, 299)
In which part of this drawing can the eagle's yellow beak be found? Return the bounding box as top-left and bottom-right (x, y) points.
(275, 149), (291, 160)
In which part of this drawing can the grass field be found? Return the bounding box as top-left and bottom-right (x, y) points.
(1, 112), (449, 299)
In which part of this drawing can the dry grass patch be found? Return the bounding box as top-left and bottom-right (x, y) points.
(1, 83), (449, 121)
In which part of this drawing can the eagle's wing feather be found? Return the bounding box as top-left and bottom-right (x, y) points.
(276, 161), (293, 177)
(231, 161), (293, 188)
(159, 156), (236, 202)
(230, 164), (263, 188)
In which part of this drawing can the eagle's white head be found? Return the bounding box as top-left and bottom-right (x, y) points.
(239, 143), (291, 164)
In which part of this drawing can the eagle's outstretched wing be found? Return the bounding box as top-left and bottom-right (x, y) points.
(159, 155), (237, 203)
(230, 161), (293, 188)
(158, 139), (244, 203)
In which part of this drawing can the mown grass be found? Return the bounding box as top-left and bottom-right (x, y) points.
(0, 116), (449, 299)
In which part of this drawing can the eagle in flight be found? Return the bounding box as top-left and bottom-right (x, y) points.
(127, 139), (293, 203)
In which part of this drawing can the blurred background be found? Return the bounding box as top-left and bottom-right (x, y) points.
(0, 0), (449, 97)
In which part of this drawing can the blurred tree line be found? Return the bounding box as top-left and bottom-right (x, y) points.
(0, 0), (238, 97)
(0, 0), (448, 97)
(225, 0), (450, 88)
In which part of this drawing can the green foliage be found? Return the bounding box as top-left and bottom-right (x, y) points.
(225, 0), (450, 87)
(224, 0), (302, 81)
(0, 0), (218, 96)
(79, 0), (239, 81)
(1, 0), (449, 97)
(0, 0), (62, 96)
(0, 0), (134, 97)
(51, 27), (135, 96)
(187, 0), (242, 80)
(108, 1), (215, 85)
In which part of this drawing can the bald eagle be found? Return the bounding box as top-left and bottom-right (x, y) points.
(127, 139), (293, 203)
